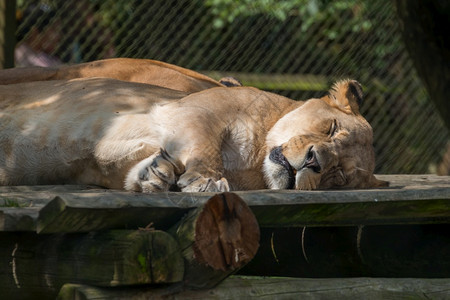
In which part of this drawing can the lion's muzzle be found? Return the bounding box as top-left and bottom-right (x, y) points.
(269, 146), (296, 189)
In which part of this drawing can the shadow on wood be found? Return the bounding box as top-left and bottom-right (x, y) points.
(0, 230), (183, 299)
(239, 224), (450, 278)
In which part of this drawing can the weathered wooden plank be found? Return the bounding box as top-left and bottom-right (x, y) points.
(2, 174), (447, 207)
(376, 174), (450, 187)
(57, 276), (450, 300)
(250, 197), (450, 227)
(36, 182), (449, 233)
(36, 195), (188, 233)
(0, 230), (184, 300)
(0, 185), (98, 207)
(239, 224), (450, 278)
(0, 207), (39, 231)
(0, 175), (448, 233)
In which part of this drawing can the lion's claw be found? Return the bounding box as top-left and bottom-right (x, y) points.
(125, 150), (228, 193)
(178, 174), (229, 192)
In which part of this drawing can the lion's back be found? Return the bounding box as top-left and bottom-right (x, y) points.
(0, 78), (187, 186)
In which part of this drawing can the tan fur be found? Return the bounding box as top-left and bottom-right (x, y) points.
(0, 58), (224, 93)
(0, 77), (386, 192)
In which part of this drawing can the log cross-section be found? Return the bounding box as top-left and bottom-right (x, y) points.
(194, 193), (259, 270)
(170, 192), (260, 289)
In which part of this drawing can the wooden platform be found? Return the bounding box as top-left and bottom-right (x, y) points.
(1, 174), (449, 299)
(1, 174), (449, 233)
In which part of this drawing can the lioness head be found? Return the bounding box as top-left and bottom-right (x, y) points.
(263, 79), (387, 190)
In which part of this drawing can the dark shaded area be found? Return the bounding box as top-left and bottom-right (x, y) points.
(239, 224), (450, 278)
(0, 0), (16, 68)
(395, 0), (450, 129)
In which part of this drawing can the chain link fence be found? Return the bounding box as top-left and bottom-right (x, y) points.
(12, 0), (450, 175)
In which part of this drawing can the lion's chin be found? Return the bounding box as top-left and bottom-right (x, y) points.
(294, 169), (321, 190)
(263, 159), (290, 189)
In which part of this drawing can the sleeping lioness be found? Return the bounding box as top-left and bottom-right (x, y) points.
(0, 77), (387, 192)
(0, 58), (233, 92)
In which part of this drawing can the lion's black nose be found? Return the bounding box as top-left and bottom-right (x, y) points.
(269, 146), (284, 165)
(305, 147), (321, 173)
(269, 146), (295, 189)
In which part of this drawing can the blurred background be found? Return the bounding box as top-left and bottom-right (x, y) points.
(1, 0), (449, 175)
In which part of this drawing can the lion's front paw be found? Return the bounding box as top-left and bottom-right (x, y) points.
(125, 149), (185, 192)
(177, 173), (230, 193)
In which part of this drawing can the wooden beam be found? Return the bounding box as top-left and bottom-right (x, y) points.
(57, 276), (450, 299)
(0, 230), (184, 299)
(0, 175), (448, 233)
(0, 184), (94, 207)
(35, 176), (449, 233)
(250, 197), (450, 227)
(36, 194), (189, 234)
(0, 207), (39, 231)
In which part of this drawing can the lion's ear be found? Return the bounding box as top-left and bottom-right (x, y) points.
(324, 79), (363, 114)
(219, 76), (242, 87)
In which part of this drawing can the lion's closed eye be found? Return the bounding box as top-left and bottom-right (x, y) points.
(328, 119), (338, 137)
(308, 119), (336, 137)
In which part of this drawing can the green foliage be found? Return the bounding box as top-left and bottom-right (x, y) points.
(205, 0), (315, 27)
(205, 0), (373, 38)
(1, 198), (26, 207)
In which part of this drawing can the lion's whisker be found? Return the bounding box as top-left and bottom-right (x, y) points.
(354, 167), (370, 173)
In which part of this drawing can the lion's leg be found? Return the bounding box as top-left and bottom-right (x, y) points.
(124, 149), (185, 192)
(176, 145), (230, 192)
(124, 149), (230, 193)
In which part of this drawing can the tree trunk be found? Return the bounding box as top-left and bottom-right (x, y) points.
(395, 0), (450, 129)
(0, 0), (16, 69)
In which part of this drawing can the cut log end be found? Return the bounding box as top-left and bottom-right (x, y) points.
(193, 192), (260, 271)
